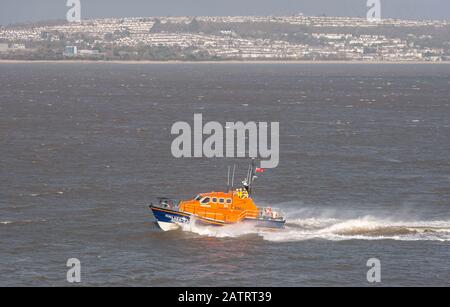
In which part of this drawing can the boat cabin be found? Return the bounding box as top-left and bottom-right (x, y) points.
(179, 190), (261, 224)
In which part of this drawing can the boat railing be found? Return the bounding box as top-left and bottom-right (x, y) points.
(245, 208), (285, 221)
(152, 198), (179, 210)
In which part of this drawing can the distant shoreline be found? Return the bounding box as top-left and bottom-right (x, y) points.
(0, 59), (448, 65)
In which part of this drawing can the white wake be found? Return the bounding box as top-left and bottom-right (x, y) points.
(177, 211), (450, 242)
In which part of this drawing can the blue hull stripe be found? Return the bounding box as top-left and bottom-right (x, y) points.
(151, 207), (190, 225)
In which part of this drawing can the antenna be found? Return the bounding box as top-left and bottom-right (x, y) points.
(231, 164), (236, 189)
(227, 165), (231, 191)
(246, 164), (251, 184)
(248, 158), (256, 195)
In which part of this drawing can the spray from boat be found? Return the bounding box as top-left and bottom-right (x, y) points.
(174, 208), (450, 242)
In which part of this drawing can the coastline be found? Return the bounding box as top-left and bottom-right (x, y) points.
(0, 59), (448, 65)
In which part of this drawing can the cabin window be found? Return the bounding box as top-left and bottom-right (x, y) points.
(200, 197), (210, 205)
(226, 199), (232, 204)
(212, 198), (218, 203)
(194, 195), (202, 201)
(219, 198), (225, 203)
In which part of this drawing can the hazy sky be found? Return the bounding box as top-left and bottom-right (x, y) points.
(1, 0), (450, 25)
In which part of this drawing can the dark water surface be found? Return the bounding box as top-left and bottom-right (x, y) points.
(0, 63), (449, 286)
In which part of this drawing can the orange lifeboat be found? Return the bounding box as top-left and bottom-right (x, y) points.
(150, 161), (286, 231)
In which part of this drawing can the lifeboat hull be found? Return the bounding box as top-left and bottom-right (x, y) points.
(150, 206), (191, 231)
(150, 205), (285, 231)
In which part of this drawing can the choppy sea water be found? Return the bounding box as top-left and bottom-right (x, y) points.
(0, 63), (449, 286)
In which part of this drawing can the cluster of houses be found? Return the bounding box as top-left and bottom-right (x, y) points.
(0, 15), (448, 61)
